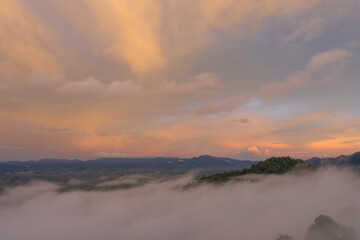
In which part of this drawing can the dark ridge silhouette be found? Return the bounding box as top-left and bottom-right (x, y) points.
(199, 156), (314, 183)
(307, 151), (360, 166)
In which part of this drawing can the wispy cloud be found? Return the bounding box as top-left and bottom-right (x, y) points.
(56, 76), (141, 97)
(259, 49), (353, 98)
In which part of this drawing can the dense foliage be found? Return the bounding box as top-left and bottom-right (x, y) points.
(275, 215), (356, 240)
(276, 234), (294, 240)
(305, 215), (356, 240)
(199, 157), (313, 183)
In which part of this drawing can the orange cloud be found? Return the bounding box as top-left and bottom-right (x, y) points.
(1, 0), (358, 161)
(58, 0), (165, 73)
(56, 76), (141, 96)
(248, 145), (261, 155)
(0, 0), (58, 78)
(308, 137), (360, 151)
(51, 0), (324, 75)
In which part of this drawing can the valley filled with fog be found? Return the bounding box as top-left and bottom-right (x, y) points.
(0, 167), (359, 240)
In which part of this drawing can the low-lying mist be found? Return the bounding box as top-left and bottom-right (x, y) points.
(0, 167), (359, 240)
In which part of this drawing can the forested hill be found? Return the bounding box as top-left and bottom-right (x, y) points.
(199, 157), (314, 183)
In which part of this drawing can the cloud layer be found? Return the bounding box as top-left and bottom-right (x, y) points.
(1, 168), (360, 240)
(0, 0), (360, 160)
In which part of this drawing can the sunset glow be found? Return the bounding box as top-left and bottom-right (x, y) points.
(1, 0), (360, 161)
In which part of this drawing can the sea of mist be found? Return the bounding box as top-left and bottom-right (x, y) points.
(0, 167), (359, 240)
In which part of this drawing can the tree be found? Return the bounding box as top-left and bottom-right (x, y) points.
(200, 157), (313, 183)
(305, 215), (356, 240)
(276, 234), (294, 240)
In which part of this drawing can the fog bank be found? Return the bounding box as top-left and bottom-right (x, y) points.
(0, 168), (359, 240)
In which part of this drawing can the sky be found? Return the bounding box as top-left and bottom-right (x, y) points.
(0, 0), (360, 161)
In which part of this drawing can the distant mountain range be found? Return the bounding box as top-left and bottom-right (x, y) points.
(0, 155), (257, 191)
(2, 151), (360, 173)
(306, 151), (360, 166)
(0, 155), (256, 173)
(1, 152), (359, 192)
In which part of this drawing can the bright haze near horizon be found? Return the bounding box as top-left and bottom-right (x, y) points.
(1, 0), (360, 162)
